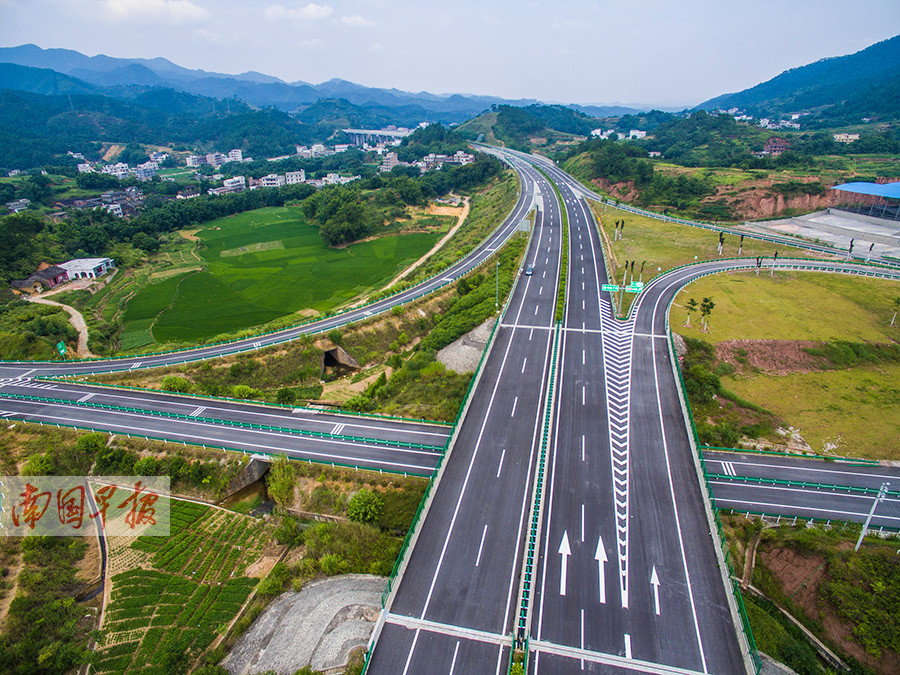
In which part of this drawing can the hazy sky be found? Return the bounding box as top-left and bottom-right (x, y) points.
(2, 0), (899, 107)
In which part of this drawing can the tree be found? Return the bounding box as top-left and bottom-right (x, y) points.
(892, 297), (900, 327)
(684, 297), (698, 326)
(699, 297), (715, 332)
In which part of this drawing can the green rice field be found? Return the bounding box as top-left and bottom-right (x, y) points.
(121, 206), (441, 344)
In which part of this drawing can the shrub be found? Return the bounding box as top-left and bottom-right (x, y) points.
(276, 387), (297, 404)
(161, 375), (192, 393)
(347, 489), (384, 524)
(327, 328), (343, 345)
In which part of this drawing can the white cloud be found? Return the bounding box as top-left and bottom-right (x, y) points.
(341, 15), (374, 27)
(298, 38), (324, 49)
(264, 3), (333, 22)
(104, 0), (209, 24)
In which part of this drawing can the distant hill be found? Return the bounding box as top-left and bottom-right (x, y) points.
(698, 34), (900, 121)
(0, 44), (541, 122)
(0, 62), (97, 96)
(454, 104), (604, 152)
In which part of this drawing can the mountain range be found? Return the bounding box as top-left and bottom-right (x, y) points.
(0, 44), (643, 123)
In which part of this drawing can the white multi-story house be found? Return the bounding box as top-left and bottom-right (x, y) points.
(223, 176), (246, 190)
(259, 174), (286, 188)
(310, 144), (327, 157)
(77, 163), (93, 173)
(185, 155), (204, 167)
(228, 149), (243, 162)
(629, 130), (647, 140)
(834, 133), (860, 144)
(285, 170), (306, 185)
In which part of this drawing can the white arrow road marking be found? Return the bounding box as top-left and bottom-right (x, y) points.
(558, 531), (571, 596)
(595, 536), (608, 604)
(651, 566), (661, 615)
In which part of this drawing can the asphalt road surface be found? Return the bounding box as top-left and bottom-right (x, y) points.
(367, 160), (564, 674)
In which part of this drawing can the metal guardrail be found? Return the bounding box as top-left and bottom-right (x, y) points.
(513, 321), (560, 664)
(703, 471), (900, 498)
(7, 418), (426, 477)
(0, 391), (444, 452)
(601, 199), (900, 270)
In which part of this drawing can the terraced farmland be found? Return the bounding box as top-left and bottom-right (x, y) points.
(93, 499), (276, 674)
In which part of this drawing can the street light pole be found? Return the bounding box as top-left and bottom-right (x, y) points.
(855, 482), (890, 551)
(495, 259), (500, 312)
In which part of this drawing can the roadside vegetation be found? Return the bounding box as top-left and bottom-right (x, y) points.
(723, 516), (900, 675)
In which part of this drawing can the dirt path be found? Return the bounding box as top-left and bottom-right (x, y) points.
(383, 196), (470, 288)
(27, 295), (97, 358)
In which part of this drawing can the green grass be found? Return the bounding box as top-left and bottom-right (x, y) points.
(721, 365), (900, 459)
(673, 271), (900, 459)
(674, 271), (900, 343)
(122, 206), (441, 343)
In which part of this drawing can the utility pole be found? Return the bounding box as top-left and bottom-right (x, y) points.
(855, 482), (890, 551)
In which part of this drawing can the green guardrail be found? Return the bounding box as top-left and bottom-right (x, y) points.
(702, 471), (900, 498)
(514, 322), (561, 660)
(600, 199), (900, 270)
(717, 506), (900, 534)
(700, 444), (878, 465)
(0, 391), (444, 453)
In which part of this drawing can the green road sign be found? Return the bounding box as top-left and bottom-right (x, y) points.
(56, 341), (67, 356)
(625, 282), (645, 293)
(601, 284), (620, 292)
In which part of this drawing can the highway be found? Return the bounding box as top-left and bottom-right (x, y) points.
(525, 164), (747, 674)
(366, 161), (564, 673)
(1, 145), (898, 673)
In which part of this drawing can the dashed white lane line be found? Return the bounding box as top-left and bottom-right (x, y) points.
(624, 634), (632, 660)
(401, 628), (420, 675)
(511, 396), (518, 417)
(449, 641), (461, 675)
(475, 525), (488, 567)
(521, 358), (528, 373)
(496, 449), (506, 478)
